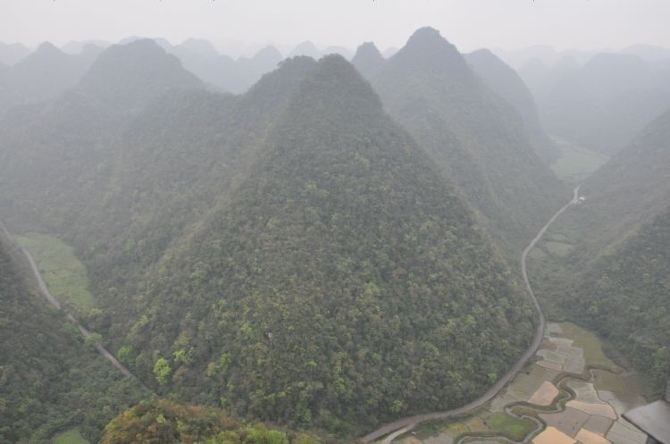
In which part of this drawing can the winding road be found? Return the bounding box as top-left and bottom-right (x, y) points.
(18, 237), (134, 378)
(360, 186), (581, 443)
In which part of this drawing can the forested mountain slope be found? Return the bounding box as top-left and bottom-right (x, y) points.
(0, 47), (317, 334)
(0, 228), (145, 443)
(116, 55), (535, 434)
(367, 28), (567, 256)
(465, 49), (559, 164)
(565, 207), (670, 390)
(76, 57), (318, 327)
(0, 39), (206, 232)
(531, 107), (670, 393)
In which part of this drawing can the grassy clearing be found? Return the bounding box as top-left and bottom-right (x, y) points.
(543, 241), (574, 257)
(550, 137), (609, 183)
(17, 233), (94, 311)
(412, 412), (486, 440)
(411, 411), (534, 443)
(484, 412), (536, 441)
(593, 369), (643, 396)
(53, 428), (90, 444)
(558, 322), (619, 372)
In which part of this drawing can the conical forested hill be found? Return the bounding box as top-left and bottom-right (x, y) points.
(367, 27), (567, 256)
(10, 42), (94, 98)
(76, 57), (318, 325)
(0, 56), (319, 349)
(0, 39), (207, 232)
(78, 39), (203, 110)
(120, 55), (535, 433)
(289, 41), (321, 59)
(351, 42), (386, 78)
(0, 42), (100, 115)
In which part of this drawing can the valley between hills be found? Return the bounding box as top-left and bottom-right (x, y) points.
(11, 182), (653, 444)
(1, 13), (669, 444)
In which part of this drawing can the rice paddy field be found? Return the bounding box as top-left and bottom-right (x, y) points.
(389, 322), (649, 444)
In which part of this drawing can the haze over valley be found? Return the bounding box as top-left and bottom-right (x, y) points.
(1, 2), (669, 444)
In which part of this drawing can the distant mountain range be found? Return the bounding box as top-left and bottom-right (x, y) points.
(0, 42), (102, 116)
(0, 41), (31, 65)
(504, 46), (670, 156)
(538, 53), (670, 155)
(0, 37), (357, 100)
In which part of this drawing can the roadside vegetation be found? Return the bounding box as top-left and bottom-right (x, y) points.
(100, 399), (323, 444)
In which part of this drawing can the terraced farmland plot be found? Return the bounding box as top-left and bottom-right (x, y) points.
(390, 323), (648, 444)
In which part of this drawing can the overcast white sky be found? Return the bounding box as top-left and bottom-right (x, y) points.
(1, 0), (669, 56)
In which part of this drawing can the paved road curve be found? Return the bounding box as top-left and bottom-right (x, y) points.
(360, 187), (581, 443)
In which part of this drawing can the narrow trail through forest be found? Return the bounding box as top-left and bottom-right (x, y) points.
(17, 235), (135, 379)
(361, 186), (581, 443)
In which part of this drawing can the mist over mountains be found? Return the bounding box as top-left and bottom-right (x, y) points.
(356, 28), (567, 256)
(1, 23), (669, 444)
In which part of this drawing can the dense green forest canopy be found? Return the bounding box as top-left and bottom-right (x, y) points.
(566, 206), (670, 389)
(0, 36), (541, 439)
(3, 16), (670, 443)
(114, 55), (535, 434)
(100, 399), (323, 444)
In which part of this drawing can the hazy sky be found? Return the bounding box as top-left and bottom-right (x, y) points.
(2, 1), (669, 56)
